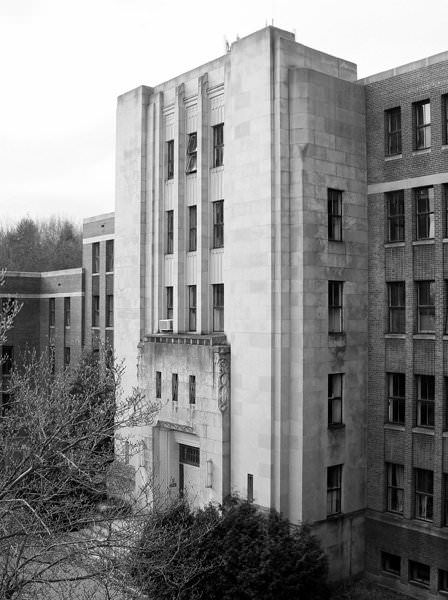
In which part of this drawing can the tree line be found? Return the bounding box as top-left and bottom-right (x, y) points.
(0, 217), (82, 272)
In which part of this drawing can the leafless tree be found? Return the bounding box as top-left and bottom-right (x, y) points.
(0, 298), (158, 599)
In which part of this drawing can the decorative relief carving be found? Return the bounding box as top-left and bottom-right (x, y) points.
(215, 348), (230, 413)
(158, 420), (194, 434)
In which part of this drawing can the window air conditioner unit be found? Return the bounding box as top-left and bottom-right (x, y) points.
(159, 319), (173, 332)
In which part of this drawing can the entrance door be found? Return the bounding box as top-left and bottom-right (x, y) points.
(178, 444), (200, 505)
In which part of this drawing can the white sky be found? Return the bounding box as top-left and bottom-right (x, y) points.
(2, 0), (448, 225)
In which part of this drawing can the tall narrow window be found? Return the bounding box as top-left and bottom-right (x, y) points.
(328, 373), (343, 426)
(188, 285), (196, 331)
(212, 284), (224, 332)
(189, 375), (196, 405)
(188, 206), (197, 252)
(328, 189), (342, 241)
(106, 294), (113, 328)
(64, 347), (71, 368)
(247, 474), (254, 503)
(328, 281), (343, 333)
(386, 190), (405, 242)
(327, 465), (342, 516)
(166, 210), (174, 254)
(92, 295), (100, 327)
(172, 373), (178, 402)
(416, 375), (435, 427)
(213, 200), (224, 249)
(166, 287), (173, 320)
(413, 100), (431, 150)
(92, 242), (100, 274)
(385, 107), (402, 155)
(443, 474), (448, 526)
(443, 95), (448, 146)
(49, 298), (55, 327)
(415, 187), (434, 239)
(2, 346), (13, 378)
(387, 373), (405, 424)
(155, 371), (162, 399)
(167, 139), (174, 179)
(387, 282), (405, 333)
(213, 123), (224, 167)
(386, 463), (404, 514)
(186, 132), (197, 174)
(49, 345), (55, 375)
(64, 297), (70, 328)
(417, 281), (435, 332)
(415, 468), (433, 521)
(106, 239), (114, 272)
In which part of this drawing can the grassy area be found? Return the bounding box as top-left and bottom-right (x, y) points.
(331, 578), (411, 600)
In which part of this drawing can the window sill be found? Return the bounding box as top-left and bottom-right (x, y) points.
(412, 148), (431, 156)
(210, 166), (224, 173)
(165, 178), (174, 184)
(412, 427), (434, 435)
(328, 239), (344, 244)
(409, 580), (430, 590)
(186, 171), (197, 177)
(384, 242), (405, 248)
(328, 423), (345, 431)
(328, 333), (346, 347)
(326, 512), (343, 521)
(382, 570), (401, 578)
(384, 154), (402, 161)
(187, 251), (197, 256)
(412, 239), (434, 245)
(105, 271), (114, 275)
(210, 247), (224, 254)
(413, 333), (435, 340)
(384, 333), (406, 339)
(384, 423), (405, 431)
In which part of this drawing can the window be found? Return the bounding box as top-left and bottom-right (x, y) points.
(328, 189), (342, 241)
(386, 190), (405, 242)
(387, 282), (405, 333)
(327, 465), (342, 516)
(64, 297), (70, 327)
(167, 139), (174, 179)
(443, 474), (448, 526)
(2, 346), (13, 378)
(49, 345), (55, 375)
(49, 298), (55, 327)
(416, 375), (435, 427)
(417, 281), (435, 332)
(443, 95), (448, 146)
(92, 295), (100, 327)
(166, 287), (173, 320)
(439, 569), (448, 593)
(186, 132), (197, 174)
(106, 240), (114, 272)
(106, 294), (113, 328)
(387, 373), (405, 424)
(247, 474), (254, 503)
(414, 468), (433, 521)
(328, 373), (343, 426)
(188, 285), (196, 331)
(413, 100), (431, 150)
(213, 200), (224, 249)
(188, 206), (197, 252)
(409, 560), (430, 587)
(212, 284), (224, 332)
(382, 552), (401, 576)
(386, 463), (404, 514)
(415, 187), (434, 239)
(92, 242), (100, 274)
(189, 375), (196, 405)
(172, 373), (178, 402)
(213, 123), (224, 167)
(155, 371), (161, 399)
(179, 444), (200, 466)
(385, 107), (402, 155)
(328, 281), (343, 333)
(64, 347), (70, 368)
(166, 210), (174, 254)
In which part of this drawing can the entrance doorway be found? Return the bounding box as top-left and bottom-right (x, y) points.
(178, 443), (200, 505)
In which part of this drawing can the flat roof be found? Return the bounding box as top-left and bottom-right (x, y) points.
(359, 49), (448, 84)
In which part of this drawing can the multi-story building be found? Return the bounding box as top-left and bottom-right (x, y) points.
(363, 54), (448, 596)
(0, 213), (115, 400)
(115, 26), (368, 578)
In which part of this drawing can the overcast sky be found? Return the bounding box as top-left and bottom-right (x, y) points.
(2, 0), (448, 225)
